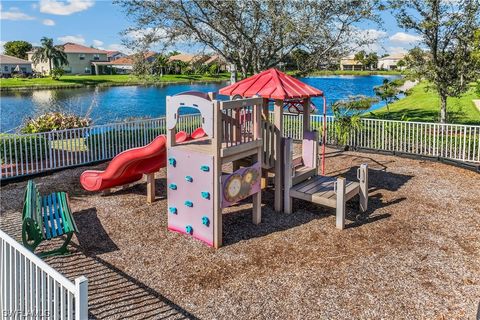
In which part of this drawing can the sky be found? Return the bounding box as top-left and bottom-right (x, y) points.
(0, 0), (422, 56)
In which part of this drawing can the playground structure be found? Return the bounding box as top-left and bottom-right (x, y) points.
(79, 68), (369, 248)
(166, 92), (263, 248)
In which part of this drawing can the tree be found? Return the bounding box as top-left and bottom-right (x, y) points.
(354, 50), (367, 70)
(389, 0), (480, 123)
(153, 54), (170, 77)
(365, 52), (379, 70)
(31, 37), (68, 77)
(374, 79), (401, 112)
(3, 41), (33, 59)
(331, 95), (378, 149)
(116, 0), (382, 77)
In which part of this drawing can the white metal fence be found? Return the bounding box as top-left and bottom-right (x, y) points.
(1, 114), (479, 180)
(0, 229), (88, 320)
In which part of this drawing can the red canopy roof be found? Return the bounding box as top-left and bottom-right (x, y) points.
(219, 68), (323, 100)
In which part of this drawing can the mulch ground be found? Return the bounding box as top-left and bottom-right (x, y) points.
(1, 147), (479, 319)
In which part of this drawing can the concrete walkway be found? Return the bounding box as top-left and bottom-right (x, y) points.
(473, 99), (480, 113)
(398, 80), (418, 92)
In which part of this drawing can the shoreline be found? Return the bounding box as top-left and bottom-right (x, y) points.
(0, 79), (230, 92)
(0, 71), (402, 92)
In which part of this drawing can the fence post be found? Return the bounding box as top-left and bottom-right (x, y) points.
(75, 276), (88, 320)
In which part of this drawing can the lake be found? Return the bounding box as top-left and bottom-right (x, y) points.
(0, 75), (400, 132)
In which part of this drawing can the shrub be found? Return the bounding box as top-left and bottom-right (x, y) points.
(21, 112), (90, 134)
(51, 67), (64, 80)
(476, 81), (480, 98)
(0, 133), (48, 163)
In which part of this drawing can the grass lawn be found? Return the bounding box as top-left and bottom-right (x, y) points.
(371, 82), (480, 125)
(0, 73), (230, 90)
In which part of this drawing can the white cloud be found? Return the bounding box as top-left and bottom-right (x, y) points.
(39, 0), (94, 16)
(58, 35), (86, 45)
(126, 28), (167, 40)
(0, 41), (5, 54)
(0, 4), (35, 20)
(92, 39), (103, 47)
(103, 43), (132, 54)
(42, 18), (55, 26)
(386, 46), (408, 55)
(389, 32), (422, 44)
(355, 28), (388, 52)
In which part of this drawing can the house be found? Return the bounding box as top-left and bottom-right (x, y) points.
(0, 54), (32, 76)
(377, 53), (406, 70)
(91, 51), (158, 75)
(106, 51), (127, 61)
(339, 55), (363, 71)
(203, 54), (227, 71)
(27, 42), (109, 75)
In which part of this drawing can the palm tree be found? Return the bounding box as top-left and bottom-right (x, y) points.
(154, 54), (169, 77)
(31, 37), (68, 76)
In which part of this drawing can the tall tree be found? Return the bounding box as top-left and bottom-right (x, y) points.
(389, 0), (480, 123)
(31, 37), (68, 76)
(354, 50), (367, 70)
(116, 0), (381, 77)
(3, 41), (33, 59)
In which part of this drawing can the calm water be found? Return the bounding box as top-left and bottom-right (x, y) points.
(0, 75), (400, 132)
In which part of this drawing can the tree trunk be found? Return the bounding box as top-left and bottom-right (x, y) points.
(440, 93), (447, 123)
(49, 59), (52, 75)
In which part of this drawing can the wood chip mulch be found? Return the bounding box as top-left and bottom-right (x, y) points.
(1, 147), (479, 320)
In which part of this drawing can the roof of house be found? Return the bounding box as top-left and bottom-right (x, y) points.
(379, 53), (405, 61)
(109, 51), (157, 65)
(106, 50), (124, 57)
(0, 54), (32, 65)
(168, 53), (195, 63)
(219, 68), (323, 100)
(340, 55), (362, 65)
(204, 54), (226, 65)
(62, 43), (108, 54)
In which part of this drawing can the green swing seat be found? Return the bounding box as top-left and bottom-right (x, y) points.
(22, 180), (78, 258)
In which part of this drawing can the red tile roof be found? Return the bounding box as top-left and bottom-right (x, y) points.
(109, 52), (157, 65)
(62, 43), (107, 54)
(219, 68), (323, 100)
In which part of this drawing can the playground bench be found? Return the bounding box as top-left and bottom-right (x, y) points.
(22, 180), (78, 257)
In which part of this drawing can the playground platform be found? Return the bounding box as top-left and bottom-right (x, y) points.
(1, 146), (479, 319)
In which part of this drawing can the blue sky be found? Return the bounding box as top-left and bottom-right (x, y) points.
(0, 0), (421, 55)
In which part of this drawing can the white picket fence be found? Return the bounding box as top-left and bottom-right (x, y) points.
(1, 113), (479, 180)
(0, 229), (88, 320)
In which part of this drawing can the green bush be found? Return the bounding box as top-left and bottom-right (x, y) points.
(51, 67), (64, 80)
(476, 81), (480, 98)
(0, 133), (48, 163)
(21, 112), (90, 134)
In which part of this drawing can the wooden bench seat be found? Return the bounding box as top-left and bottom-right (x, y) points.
(22, 180), (78, 257)
(290, 175), (360, 208)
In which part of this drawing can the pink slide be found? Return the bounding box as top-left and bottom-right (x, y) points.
(80, 130), (202, 192)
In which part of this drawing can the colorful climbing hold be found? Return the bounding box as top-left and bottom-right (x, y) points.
(200, 165), (210, 172)
(185, 175), (193, 182)
(186, 225), (193, 234)
(202, 216), (210, 226)
(168, 183), (177, 190)
(169, 207), (177, 214)
(168, 158), (176, 167)
(184, 200), (193, 207)
(201, 191), (210, 199)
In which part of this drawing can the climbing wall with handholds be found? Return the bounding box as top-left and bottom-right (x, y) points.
(167, 148), (215, 246)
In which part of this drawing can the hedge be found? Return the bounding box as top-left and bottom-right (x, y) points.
(0, 133), (49, 163)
